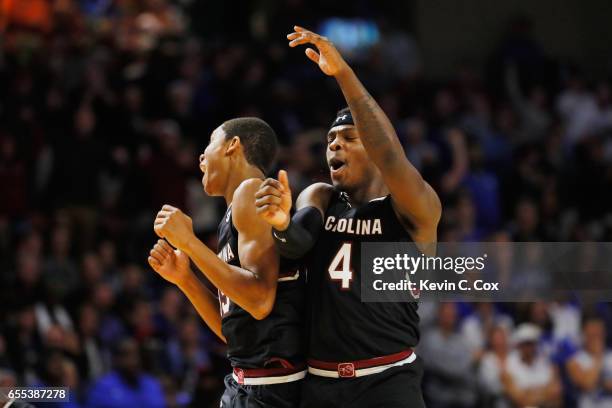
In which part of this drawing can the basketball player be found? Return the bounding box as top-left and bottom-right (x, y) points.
(148, 118), (305, 407)
(255, 27), (441, 407)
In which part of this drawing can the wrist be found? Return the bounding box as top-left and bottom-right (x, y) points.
(275, 217), (291, 232)
(180, 233), (197, 257)
(176, 270), (195, 290)
(334, 64), (354, 81)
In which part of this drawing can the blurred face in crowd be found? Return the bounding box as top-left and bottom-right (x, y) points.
(488, 326), (509, 353)
(51, 226), (71, 257)
(79, 303), (99, 337)
(529, 301), (549, 326)
(326, 125), (379, 192)
(115, 339), (141, 382)
(437, 303), (457, 332)
(44, 352), (66, 386)
(160, 288), (182, 321)
(583, 319), (605, 355)
(518, 340), (537, 363)
(199, 126), (235, 196)
(82, 252), (103, 285)
(17, 253), (41, 286)
(516, 199), (539, 234)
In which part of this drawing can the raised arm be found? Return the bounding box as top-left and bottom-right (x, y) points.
(153, 180), (279, 320)
(148, 239), (225, 342)
(288, 26), (441, 243)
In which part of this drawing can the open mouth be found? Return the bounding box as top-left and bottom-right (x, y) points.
(329, 157), (346, 172)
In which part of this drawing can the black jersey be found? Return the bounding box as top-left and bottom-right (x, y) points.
(306, 190), (420, 362)
(217, 205), (306, 368)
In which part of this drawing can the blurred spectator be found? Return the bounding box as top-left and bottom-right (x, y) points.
(502, 323), (562, 407)
(419, 302), (477, 408)
(36, 350), (82, 408)
(0, 134), (28, 217)
(478, 325), (511, 408)
(5, 305), (42, 384)
(85, 338), (165, 408)
(0, 368), (36, 408)
(460, 303), (513, 358)
(154, 287), (183, 342)
(164, 316), (212, 397)
(567, 317), (612, 408)
(76, 303), (107, 381)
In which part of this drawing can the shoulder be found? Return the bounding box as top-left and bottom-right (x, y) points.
(232, 178), (263, 215)
(296, 182), (335, 211)
(232, 179), (269, 232)
(234, 178), (263, 201)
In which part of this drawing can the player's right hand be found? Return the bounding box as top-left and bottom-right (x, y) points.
(255, 170), (292, 231)
(148, 239), (191, 286)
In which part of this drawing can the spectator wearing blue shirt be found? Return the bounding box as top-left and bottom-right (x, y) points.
(86, 338), (165, 408)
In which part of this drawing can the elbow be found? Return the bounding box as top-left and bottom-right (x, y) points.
(433, 194), (443, 225)
(250, 287), (276, 320)
(251, 297), (274, 320)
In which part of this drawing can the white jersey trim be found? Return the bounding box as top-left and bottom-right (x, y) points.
(307, 352), (417, 378)
(277, 270), (300, 282)
(232, 369), (306, 385)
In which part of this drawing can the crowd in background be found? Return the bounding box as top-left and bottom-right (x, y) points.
(1, 1), (612, 407)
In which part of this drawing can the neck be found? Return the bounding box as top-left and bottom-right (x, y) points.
(223, 162), (264, 205)
(344, 178), (389, 206)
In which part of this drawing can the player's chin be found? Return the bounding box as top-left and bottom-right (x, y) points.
(202, 177), (219, 196)
(330, 173), (352, 190)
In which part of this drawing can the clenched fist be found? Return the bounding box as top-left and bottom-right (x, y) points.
(255, 170), (292, 231)
(148, 239), (191, 286)
(154, 205), (194, 251)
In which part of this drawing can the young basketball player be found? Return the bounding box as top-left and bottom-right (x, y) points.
(255, 27), (441, 407)
(149, 118), (305, 407)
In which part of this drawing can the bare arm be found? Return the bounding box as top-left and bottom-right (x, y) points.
(287, 26), (441, 243)
(178, 274), (226, 342)
(153, 181), (279, 320)
(567, 356), (604, 392)
(148, 239), (225, 342)
(295, 182), (334, 213)
(502, 365), (561, 407)
(231, 179), (279, 318)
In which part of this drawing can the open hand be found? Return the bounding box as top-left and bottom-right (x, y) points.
(287, 25), (349, 77)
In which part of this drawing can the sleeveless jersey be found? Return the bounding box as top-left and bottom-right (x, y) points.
(217, 205), (306, 368)
(306, 190), (420, 361)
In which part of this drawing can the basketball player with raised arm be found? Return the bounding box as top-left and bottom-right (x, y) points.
(255, 27), (441, 407)
(148, 118), (306, 407)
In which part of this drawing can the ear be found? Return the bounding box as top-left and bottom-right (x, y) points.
(225, 136), (241, 156)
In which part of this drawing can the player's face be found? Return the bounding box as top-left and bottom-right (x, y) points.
(199, 126), (230, 196)
(326, 125), (377, 190)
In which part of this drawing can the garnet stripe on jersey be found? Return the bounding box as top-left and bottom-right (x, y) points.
(308, 349), (414, 370)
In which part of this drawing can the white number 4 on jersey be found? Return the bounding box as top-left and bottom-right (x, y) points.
(328, 243), (353, 289)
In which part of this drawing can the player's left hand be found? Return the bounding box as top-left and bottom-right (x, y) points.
(287, 25), (350, 77)
(154, 205), (194, 251)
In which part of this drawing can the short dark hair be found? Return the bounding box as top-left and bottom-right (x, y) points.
(222, 117), (277, 173)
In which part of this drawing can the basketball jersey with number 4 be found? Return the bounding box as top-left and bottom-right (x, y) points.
(305, 190), (420, 362)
